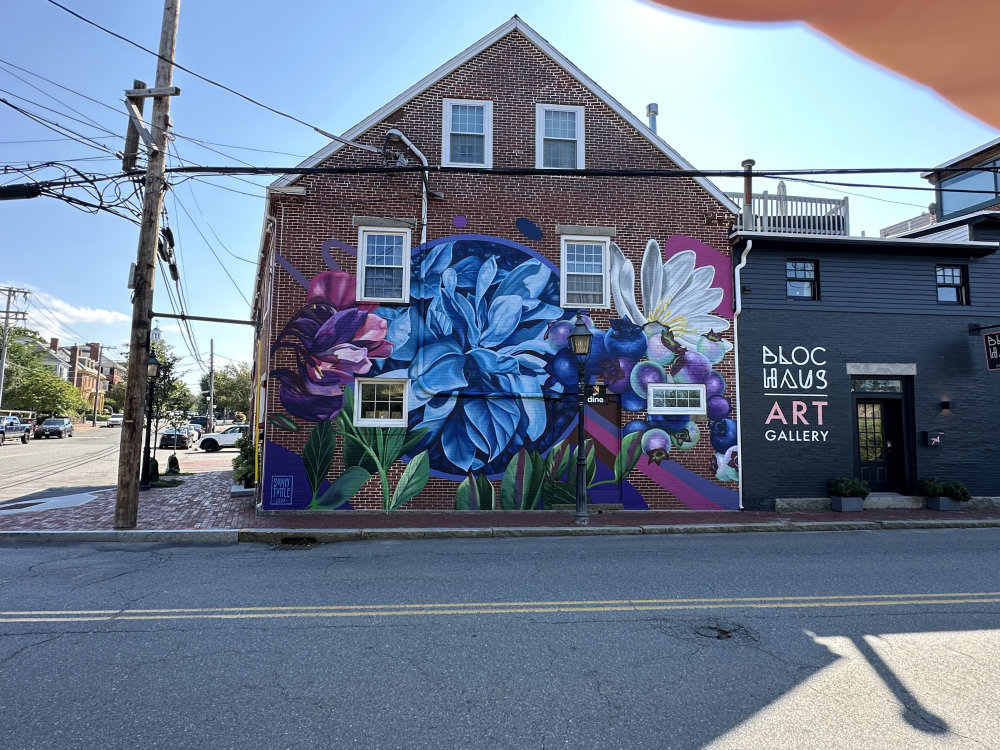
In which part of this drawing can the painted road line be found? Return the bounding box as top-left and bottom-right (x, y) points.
(2, 592), (1000, 623)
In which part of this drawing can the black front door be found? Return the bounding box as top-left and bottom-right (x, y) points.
(856, 398), (906, 492)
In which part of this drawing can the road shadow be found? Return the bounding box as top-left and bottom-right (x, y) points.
(0, 485), (113, 505)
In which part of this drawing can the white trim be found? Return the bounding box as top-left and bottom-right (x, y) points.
(560, 234), (610, 308)
(648, 383), (707, 415)
(354, 378), (409, 427)
(356, 226), (411, 303)
(267, 17), (738, 213)
(535, 104), (585, 169)
(442, 99), (493, 168)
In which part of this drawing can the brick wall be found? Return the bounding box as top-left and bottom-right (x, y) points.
(256, 29), (737, 510)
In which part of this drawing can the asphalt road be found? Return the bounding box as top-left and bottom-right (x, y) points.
(0, 529), (998, 749)
(0, 424), (237, 506)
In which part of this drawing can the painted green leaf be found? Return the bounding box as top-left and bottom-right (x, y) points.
(389, 451), (429, 510)
(542, 480), (578, 509)
(401, 427), (428, 457)
(455, 475), (474, 510)
(455, 473), (495, 510)
(614, 432), (644, 482)
(501, 450), (531, 510)
(525, 452), (546, 510)
(267, 413), (299, 432)
(381, 428), (407, 467)
(545, 439), (571, 482)
(585, 439), (597, 487)
(476, 474), (495, 510)
(302, 420), (338, 500)
(310, 466), (371, 509)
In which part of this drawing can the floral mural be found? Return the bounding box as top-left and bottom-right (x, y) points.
(263, 231), (739, 512)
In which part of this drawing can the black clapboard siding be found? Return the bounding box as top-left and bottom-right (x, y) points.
(740, 249), (1000, 315)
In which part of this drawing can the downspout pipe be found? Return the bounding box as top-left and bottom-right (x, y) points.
(386, 128), (428, 245)
(732, 239), (752, 510)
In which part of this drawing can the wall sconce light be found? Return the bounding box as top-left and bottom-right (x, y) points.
(940, 399), (951, 413)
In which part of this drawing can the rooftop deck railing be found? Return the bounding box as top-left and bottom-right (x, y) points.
(726, 191), (850, 236)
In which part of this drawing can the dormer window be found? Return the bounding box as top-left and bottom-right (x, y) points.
(442, 99), (492, 168)
(536, 104), (585, 169)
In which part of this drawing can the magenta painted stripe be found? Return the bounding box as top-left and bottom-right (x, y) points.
(639, 460), (724, 510)
(585, 411), (724, 510)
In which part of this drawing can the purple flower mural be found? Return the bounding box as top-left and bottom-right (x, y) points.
(270, 270), (393, 422)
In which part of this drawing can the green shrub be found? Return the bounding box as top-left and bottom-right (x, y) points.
(149, 458), (160, 482)
(232, 436), (255, 486)
(166, 454), (180, 475)
(945, 480), (971, 503)
(829, 477), (870, 499)
(919, 478), (946, 497)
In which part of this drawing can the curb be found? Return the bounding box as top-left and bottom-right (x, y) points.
(0, 529), (240, 544)
(2, 518), (1000, 545)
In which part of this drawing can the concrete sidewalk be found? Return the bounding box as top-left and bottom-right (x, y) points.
(2, 470), (1000, 544)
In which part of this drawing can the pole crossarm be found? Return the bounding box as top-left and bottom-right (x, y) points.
(151, 312), (256, 326)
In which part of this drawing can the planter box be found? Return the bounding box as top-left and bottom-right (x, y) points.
(926, 496), (961, 511)
(831, 496), (864, 512)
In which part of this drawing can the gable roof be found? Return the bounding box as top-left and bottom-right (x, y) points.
(270, 16), (738, 212)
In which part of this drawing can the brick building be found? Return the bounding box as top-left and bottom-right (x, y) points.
(252, 17), (743, 512)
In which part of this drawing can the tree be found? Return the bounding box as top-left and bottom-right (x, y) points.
(10, 369), (90, 417)
(213, 363), (252, 417)
(105, 381), (127, 413)
(2, 327), (46, 407)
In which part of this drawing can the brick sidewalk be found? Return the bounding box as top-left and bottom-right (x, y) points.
(2, 470), (1000, 533)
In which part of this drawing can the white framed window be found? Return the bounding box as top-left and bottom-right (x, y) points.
(648, 384), (707, 415)
(560, 235), (610, 308)
(357, 227), (410, 303)
(354, 378), (409, 427)
(536, 104), (585, 169)
(442, 99), (493, 168)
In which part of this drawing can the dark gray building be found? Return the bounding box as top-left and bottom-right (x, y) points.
(731, 220), (1000, 510)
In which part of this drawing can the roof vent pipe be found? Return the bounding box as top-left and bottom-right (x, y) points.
(741, 159), (755, 231)
(646, 103), (659, 134)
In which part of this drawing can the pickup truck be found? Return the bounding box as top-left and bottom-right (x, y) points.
(0, 416), (32, 445)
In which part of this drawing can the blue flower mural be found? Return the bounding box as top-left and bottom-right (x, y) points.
(380, 235), (566, 476)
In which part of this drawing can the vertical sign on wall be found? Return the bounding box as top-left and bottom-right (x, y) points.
(983, 333), (1000, 371)
(762, 345), (829, 442)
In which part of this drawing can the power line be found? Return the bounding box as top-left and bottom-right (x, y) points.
(44, 0), (380, 155)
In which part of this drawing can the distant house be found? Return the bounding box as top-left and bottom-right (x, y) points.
(251, 17), (743, 512)
(922, 137), (1000, 224)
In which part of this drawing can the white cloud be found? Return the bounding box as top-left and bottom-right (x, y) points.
(5, 283), (131, 345)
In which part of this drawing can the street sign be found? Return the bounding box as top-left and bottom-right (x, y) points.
(984, 333), (1000, 371)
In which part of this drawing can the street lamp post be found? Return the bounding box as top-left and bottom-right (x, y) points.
(568, 315), (593, 526)
(139, 350), (161, 491)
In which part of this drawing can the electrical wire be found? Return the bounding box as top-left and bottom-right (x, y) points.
(0, 98), (121, 158)
(43, 0), (381, 155)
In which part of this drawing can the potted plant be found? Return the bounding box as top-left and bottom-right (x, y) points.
(829, 477), (869, 512)
(923, 478), (971, 511)
(920, 478), (950, 510)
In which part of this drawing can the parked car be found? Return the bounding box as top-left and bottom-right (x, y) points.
(158, 427), (190, 450)
(107, 413), (124, 427)
(35, 418), (74, 439)
(198, 424), (249, 452)
(0, 415), (32, 445)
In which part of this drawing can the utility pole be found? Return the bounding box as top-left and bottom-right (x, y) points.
(91, 343), (103, 427)
(0, 287), (30, 412)
(114, 0), (181, 530)
(209, 339), (215, 432)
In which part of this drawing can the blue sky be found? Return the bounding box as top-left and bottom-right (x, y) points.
(1, 0), (995, 391)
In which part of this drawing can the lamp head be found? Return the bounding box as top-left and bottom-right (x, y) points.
(568, 315), (593, 364)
